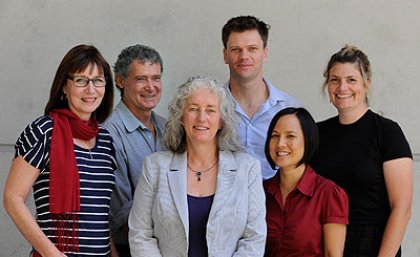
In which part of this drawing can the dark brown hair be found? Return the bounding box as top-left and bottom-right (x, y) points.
(44, 44), (114, 123)
(222, 15), (270, 48)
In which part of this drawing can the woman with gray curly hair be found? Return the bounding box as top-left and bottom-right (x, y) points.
(128, 76), (266, 257)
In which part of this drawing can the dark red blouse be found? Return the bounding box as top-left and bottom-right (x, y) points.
(264, 165), (349, 257)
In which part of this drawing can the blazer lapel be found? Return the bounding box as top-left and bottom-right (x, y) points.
(209, 151), (238, 220)
(167, 152), (189, 238)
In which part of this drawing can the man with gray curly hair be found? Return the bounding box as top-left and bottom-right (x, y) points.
(102, 44), (166, 257)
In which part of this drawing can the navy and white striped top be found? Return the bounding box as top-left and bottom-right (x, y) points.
(15, 115), (116, 257)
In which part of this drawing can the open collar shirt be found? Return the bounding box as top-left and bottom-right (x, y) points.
(226, 78), (302, 180)
(264, 166), (349, 257)
(102, 101), (166, 244)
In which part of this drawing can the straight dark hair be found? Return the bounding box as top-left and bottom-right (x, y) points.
(265, 107), (319, 170)
(44, 44), (114, 123)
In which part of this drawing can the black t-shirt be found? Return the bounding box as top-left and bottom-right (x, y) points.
(310, 110), (412, 226)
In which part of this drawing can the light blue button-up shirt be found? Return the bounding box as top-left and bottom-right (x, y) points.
(102, 101), (166, 244)
(227, 78), (302, 180)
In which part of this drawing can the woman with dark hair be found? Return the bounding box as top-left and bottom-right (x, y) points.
(264, 107), (349, 257)
(3, 44), (117, 257)
(310, 45), (413, 257)
(128, 76), (266, 257)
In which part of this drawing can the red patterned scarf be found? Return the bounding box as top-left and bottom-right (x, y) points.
(49, 108), (98, 253)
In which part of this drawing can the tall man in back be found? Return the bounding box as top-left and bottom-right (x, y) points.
(103, 44), (166, 257)
(222, 16), (302, 180)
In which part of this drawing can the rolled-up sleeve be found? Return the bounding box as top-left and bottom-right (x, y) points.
(323, 185), (349, 225)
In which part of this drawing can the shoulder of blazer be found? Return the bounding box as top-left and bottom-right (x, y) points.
(228, 151), (258, 166)
(142, 151), (175, 183)
(219, 150), (259, 173)
(145, 151), (174, 167)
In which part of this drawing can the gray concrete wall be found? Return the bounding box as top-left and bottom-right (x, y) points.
(1, 0), (419, 256)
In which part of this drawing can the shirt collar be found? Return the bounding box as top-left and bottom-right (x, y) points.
(116, 101), (152, 133)
(225, 78), (292, 106)
(295, 165), (317, 197)
(264, 78), (291, 106)
(263, 170), (281, 196)
(264, 165), (317, 197)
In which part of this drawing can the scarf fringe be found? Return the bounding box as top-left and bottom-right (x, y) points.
(52, 213), (80, 253)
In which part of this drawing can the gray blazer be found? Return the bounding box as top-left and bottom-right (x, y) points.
(128, 150), (266, 257)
